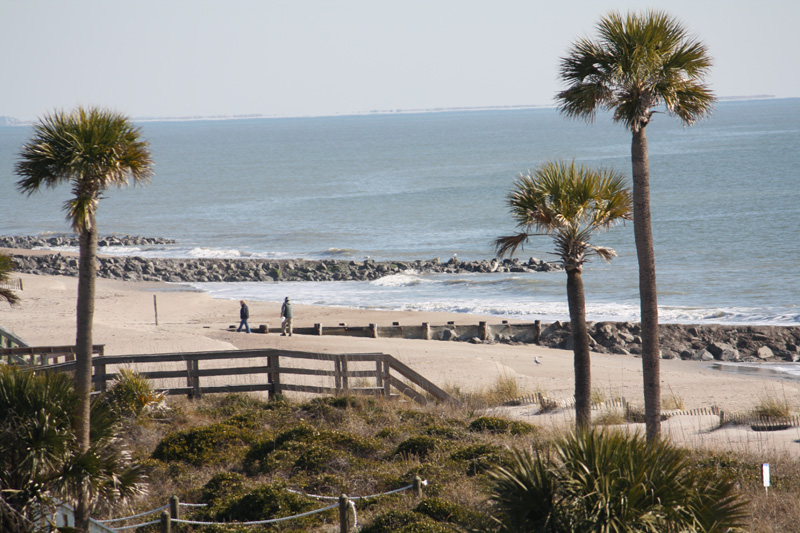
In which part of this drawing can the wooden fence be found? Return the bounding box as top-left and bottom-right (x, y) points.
(1, 344), (105, 365)
(33, 348), (454, 405)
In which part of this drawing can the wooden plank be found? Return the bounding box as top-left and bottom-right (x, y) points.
(387, 375), (427, 405)
(387, 356), (454, 403)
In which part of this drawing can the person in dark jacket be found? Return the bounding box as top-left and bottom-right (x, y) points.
(281, 297), (293, 336)
(237, 300), (251, 333)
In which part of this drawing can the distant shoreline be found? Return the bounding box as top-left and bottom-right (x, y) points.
(0, 95), (785, 126)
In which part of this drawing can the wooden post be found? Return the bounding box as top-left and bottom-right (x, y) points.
(375, 360), (383, 390)
(370, 323), (378, 338)
(382, 360), (391, 399)
(154, 295), (159, 326)
(334, 357), (342, 391)
(96, 357), (107, 392)
(160, 511), (171, 533)
(268, 354), (281, 400)
(338, 494), (350, 533)
(422, 322), (430, 341)
(186, 359), (200, 399)
(479, 321), (487, 341)
(413, 476), (423, 498)
(341, 356), (349, 391)
(534, 320), (541, 344)
(315, 323), (323, 336)
(169, 496), (179, 519)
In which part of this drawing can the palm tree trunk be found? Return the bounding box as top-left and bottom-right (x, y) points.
(566, 268), (591, 430)
(74, 223), (97, 532)
(631, 127), (661, 441)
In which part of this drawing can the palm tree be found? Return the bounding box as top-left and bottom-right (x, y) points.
(495, 160), (631, 429)
(556, 10), (715, 440)
(0, 366), (147, 533)
(487, 429), (748, 532)
(14, 107), (153, 530)
(0, 254), (20, 306)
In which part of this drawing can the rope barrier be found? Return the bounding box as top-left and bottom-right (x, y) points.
(178, 502), (208, 507)
(99, 505), (169, 523)
(111, 519), (161, 530)
(171, 502), (338, 526)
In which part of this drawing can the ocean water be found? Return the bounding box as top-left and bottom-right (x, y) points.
(1, 99), (799, 325)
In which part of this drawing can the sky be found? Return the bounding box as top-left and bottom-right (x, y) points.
(1, 0), (798, 121)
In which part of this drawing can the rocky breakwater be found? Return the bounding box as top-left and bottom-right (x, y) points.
(523, 320), (800, 364)
(6, 249), (560, 285)
(0, 234), (177, 249)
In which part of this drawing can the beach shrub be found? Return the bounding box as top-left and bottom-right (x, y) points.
(468, 415), (536, 435)
(152, 422), (254, 466)
(487, 429), (749, 532)
(394, 436), (440, 460)
(214, 481), (318, 525)
(753, 390), (792, 419)
(101, 368), (166, 419)
(359, 510), (456, 533)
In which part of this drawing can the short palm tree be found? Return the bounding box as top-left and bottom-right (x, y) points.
(0, 366), (146, 533)
(556, 10), (715, 440)
(0, 254), (20, 306)
(15, 107), (153, 530)
(495, 160), (631, 429)
(487, 429), (748, 532)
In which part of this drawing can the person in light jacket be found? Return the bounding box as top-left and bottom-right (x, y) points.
(281, 297), (293, 336)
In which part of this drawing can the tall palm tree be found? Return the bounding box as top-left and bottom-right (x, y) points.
(495, 160), (631, 429)
(556, 10), (715, 440)
(14, 107), (153, 530)
(0, 254), (20, 306)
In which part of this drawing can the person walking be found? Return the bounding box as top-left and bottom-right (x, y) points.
(237, 300), (251, 333)
(281, 297), (293, 336)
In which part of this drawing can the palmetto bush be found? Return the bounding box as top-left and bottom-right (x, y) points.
(101, 368), (167, 420)
(487, 429), (748, 532)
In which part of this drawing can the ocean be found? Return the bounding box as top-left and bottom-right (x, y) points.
(1, 99), (798, 326)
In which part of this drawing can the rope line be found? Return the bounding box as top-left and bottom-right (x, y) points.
(111, 519), (161, 530)
(99, 505), (169, 523)
(178, 502), (208, 508)
(172, 502), (338, 526)
(286, 481), (423, 501)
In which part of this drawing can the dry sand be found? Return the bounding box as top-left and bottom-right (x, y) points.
(2, 272), (800, 459)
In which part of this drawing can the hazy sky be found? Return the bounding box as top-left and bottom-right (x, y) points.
(2, 0), (798, 121)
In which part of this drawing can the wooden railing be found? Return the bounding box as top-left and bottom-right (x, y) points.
(0, 344), (105, 365)
(35, 348), (455, 405)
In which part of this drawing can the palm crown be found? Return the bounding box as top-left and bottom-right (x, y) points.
(557, 10), (714, 132)
(495, 160), (631, 272)
(15, 107), (153, 232)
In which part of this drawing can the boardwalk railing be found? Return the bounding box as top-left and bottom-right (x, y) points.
(1, 344), (105, 365)
(34, 348), (455, 405)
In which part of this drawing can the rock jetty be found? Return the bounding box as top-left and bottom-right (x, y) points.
(2, 234), (560, 283)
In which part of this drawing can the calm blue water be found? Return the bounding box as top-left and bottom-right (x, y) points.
(2, 99), (799, 325)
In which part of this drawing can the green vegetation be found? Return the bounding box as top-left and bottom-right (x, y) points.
(84, 390), (796, 531)
(488, 429), (748, 532)
(0, 253), (20, 306)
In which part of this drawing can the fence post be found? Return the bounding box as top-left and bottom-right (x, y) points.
(315, 323), (323, 336)
(341, 356), (349, 391)
(382, 359), (391, 399)
(422, 322), (430, 341)
(534, 320), (541, 344)
(479, 321), (487, 341)
(268, 354), (281, 400)
(160, 511), (171, 533)
(370, 323), (378, 338)
(169, 496), (180, 520)
(413, 476), (424, 498)
(339, 494), (350, 533)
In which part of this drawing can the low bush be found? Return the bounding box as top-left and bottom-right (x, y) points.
(468, 415), (536, 435)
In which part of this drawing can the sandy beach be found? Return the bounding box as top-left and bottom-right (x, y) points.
(2, 271), (800, 458)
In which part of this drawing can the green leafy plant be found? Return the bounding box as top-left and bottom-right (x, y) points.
(102, 368), (166, 419)
(487, 429), (749, 532)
